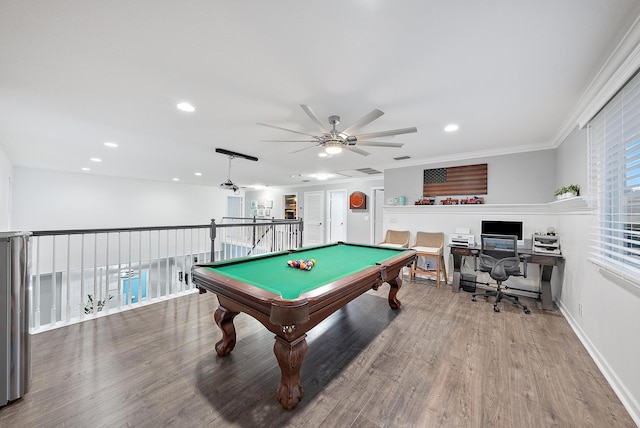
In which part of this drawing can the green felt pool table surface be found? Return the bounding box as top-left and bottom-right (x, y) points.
(201, 242), (410, 299)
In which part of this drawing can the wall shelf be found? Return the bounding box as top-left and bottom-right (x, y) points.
(384, 197), (592, 216)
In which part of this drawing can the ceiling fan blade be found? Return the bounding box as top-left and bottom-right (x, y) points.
(344, 146), (370, 156)
(341, 109), (384, 136)
(353, 140), (404, 148)
(261, 139), (317, 142)
(354, 126), (418, 140)
(289, 144), (320, 154)
(300, 105), (331, 134)
(257, 122), (319, 138)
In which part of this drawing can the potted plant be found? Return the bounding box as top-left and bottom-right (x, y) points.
(84, 294), (114, 314)
(554, 184), (580, 200)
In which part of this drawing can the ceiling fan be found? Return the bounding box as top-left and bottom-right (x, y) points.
(257, 105), (417, 156)
(215, 148), (258, 193)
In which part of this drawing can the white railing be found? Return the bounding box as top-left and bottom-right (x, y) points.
(28, 218), (303, 333)
(213, 217), (303, 260)
(29, 225), (211, 333)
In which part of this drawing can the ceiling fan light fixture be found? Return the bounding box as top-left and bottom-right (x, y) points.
(325, 144), (343, 155)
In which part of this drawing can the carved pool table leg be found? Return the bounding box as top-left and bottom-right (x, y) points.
(273, 335), (308, 410)
(387, 275), (402, 309)
(214, 306), (240, 356)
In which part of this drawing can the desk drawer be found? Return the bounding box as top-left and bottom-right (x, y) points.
(529, 255), (558, 266)
(450, 247), (472, 256)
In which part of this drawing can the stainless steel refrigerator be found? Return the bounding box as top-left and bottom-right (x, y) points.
(0, 232), (30, 406)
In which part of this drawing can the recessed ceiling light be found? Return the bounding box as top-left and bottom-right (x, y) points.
(194, 172), (202, 176)
(314, 173), (330, 180)
(90, 158), (101, 162)
(104, 142), (118, 148)
(318, 152), (328, 158)
(81, 167), (90, 171)
(176, 102), (195, 112)
(172, 178), (180, 181)
(444, 124), (459, 132)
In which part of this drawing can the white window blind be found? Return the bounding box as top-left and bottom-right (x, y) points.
(588, 70), (640, 285)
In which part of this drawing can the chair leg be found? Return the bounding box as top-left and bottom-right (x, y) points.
(435, 256), (440, 288)
(440, 254), (448, 285)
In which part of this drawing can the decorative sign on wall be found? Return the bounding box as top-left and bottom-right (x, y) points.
(423, 163), (487, 196)
(349, 191), (367, 209)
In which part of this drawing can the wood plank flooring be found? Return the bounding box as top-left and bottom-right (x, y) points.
(0, 277), (634, 427)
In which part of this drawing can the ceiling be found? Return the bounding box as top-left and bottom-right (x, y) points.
(2, 1), (640, 189)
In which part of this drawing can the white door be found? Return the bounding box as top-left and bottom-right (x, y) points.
(303, 191), (324, 246)
(328, 190), (347, 242)
(372, 188), (384, 244)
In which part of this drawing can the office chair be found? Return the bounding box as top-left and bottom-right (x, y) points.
(471, 234), (531, 314)
(377, 230), (410, 248)
(409, 232), (447, 287)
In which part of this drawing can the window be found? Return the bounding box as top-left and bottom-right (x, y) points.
(588, 71), (640, 284)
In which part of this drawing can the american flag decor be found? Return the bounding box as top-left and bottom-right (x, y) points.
(423, 163), (487, 196)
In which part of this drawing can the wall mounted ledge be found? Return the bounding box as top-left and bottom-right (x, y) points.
(384, 196), (592, 215)
(548, 196), (592, 213)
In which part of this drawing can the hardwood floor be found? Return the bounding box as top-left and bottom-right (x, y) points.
(0, 277), (634, 427)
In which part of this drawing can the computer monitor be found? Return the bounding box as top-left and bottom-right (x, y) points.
(481, 220), (524, 246)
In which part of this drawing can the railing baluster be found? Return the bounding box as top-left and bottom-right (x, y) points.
(166, 230), (170, 296)
(105, 233), (110, 314)
(138, 231), (142, 302)
(34, 237), (41, 330)
(117, 232), (122, 310)
(65, 235), (71, 322)
(175, 229), (179, 294)
(93, 233), (98, 314)
(127, 231), (132, 307)
(80, 234), (85, 319)
(156, 230), (161, 298)
(148, 230), (152, 300)
(51, 236), (57, 326)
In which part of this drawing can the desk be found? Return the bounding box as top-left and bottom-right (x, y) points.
(449, 245), (562, 310)
(192, 242), (416, 410)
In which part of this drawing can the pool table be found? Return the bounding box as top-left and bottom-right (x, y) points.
(192, 241), (416, 410)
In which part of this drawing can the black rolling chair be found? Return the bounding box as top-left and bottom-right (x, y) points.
(472, 234), (531, 314)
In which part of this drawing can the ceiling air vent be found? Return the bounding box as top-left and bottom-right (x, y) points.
(355, 168), (382, 175)
(393, 156), (411, 161)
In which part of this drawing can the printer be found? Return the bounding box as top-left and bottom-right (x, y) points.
(449, 227), (475, 247)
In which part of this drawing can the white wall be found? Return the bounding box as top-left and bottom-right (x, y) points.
(0, 146), (13, 231)
(555, 129), (640, 424)
(384, 150), (557, 205)
(11, 168), (228, 230)
(245, 177), (384, 245)
(556, 125), (588, 192)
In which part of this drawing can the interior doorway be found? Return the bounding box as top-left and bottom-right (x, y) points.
(328, 189), (347, 242)
(372, 187), (384, 244)
(283, 193), (297, 219)
(302, 191), (324, 246)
